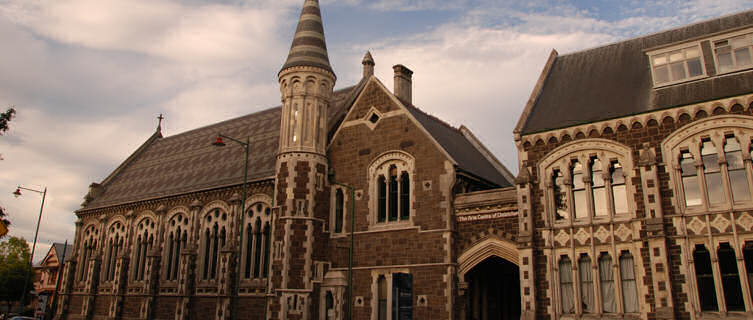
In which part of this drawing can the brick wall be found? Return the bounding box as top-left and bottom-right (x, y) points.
(520, 104), (753, 319)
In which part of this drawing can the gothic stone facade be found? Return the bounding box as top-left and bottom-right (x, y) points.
(53, 3), (753, 320)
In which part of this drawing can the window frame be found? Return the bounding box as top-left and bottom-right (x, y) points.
(330, 186), (348, 236)
(368, 151), (415, 230)
(241, 200), (272, 282)
(539, 139), (635, 226)
(710, 28), (753, 75)
(648, 42), (707, 88)
(102, 219), (126, 284)
(197, 202), (232, 288)
(662, 116), (753, 214)
(131, 215), (157, 282)
(370, 270), (412, 320)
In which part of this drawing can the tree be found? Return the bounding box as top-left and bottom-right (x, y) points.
(0, 107), (15, 135)
(0, 237), (32, 316)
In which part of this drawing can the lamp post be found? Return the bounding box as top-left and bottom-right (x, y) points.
(12, 185), (47, 314)
(327, 169), (355, 319)
(211, 134), (248, 320)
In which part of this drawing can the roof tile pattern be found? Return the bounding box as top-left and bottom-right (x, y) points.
(84, 86), (361, 210)
(520, 10), (753, 135)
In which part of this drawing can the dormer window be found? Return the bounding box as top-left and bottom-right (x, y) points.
(714, 31), (753, 74)
(650, 45), (704, 87)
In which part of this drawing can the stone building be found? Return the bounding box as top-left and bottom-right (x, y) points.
(53, 1), (753, 320)
(514, 10), (753, 320)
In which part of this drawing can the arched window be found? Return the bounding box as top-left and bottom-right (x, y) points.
(78, 224), (98, 281)
(694, 244), (719, 311)
(701, 139), (725, 205)
(619, 251), (639, 313)
(725, 136), (751, 202)
(591, 158), (608, 217)
(599, 253), (616, 313)
(718, 243), (744, 311)
(164, 212), (188, 281)
(540, 140), (634, 222)
(335, 189), (344, 233)
(559, 256), (574, 314)
(572, 160), (587, 219)
(104, 221), (125, 282)
(378, 176), (386, 223)
(243, 202), (271, 280)
(200, 208), (229, 281)
(553, 169), (568, 220)
(680, 150), (702, 206)
(133, 216), (156, 281)
(579, 255), (594, 313)
(400, 171), (410, 220)
(369, 152), (413, 227)
(610, 161), (628, 214)
(744, 242), (753, 301)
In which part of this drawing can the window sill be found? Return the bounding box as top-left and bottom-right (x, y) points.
(369, 220), (413, 231)
(695, 311), (752, 319)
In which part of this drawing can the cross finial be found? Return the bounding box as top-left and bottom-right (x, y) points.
(157, 113), (164, 132)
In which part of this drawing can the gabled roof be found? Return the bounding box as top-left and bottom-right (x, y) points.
(518, 10), (753, 135)
(80, 84), (364, 211)
(405, 105), (513, 187)
(35, 242), (73, 267)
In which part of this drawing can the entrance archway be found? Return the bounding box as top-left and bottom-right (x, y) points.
(465, 256), (520, 320)
(458, 238), (521, 320)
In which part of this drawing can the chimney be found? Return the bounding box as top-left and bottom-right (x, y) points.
(362, 51), (375, 78)
(393, 64), (413, 104)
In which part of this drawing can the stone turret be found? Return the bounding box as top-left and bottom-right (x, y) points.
(272, 0), (335, 318)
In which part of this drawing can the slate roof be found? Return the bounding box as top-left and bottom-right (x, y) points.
(281, 0), (334, 75)
(82, 83), (365, 211)
(519, 10), (753, 135)
(405, 105), (513, 187)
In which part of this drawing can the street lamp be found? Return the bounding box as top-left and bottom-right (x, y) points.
(327, 168), (355, 319)
(12, 185), (47, 314)
(211, 134), (248, 320)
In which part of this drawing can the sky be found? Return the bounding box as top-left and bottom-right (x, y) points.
(1, 0), (752, 263)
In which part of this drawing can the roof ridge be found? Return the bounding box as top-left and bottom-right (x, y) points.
(558, 9), (753, 58)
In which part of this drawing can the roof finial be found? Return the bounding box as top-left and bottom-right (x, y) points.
(157, 113), (164, 132)
(279, 0), (334, 76)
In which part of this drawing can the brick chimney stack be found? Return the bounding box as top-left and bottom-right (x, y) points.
(393, 64), (413, 104)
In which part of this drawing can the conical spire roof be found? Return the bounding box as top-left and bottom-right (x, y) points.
(280, 0), (334, 75)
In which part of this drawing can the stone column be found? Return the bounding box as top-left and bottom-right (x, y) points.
(516, 163), (537, 320)
(638, 144), (675, 319)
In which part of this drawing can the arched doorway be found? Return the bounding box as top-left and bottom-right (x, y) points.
(465, 256), (520, 320)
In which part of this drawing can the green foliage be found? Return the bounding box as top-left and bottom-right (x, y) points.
(0, 107), (15, 135)
(0, 237), (33, 306)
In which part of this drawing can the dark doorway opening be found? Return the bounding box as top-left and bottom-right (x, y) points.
(466, 256), (521, 320)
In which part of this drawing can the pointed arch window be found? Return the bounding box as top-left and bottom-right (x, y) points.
(104, 221), (125, 282)
(559, 256), (575, 314)
(718, 243), (745, 311)
(591, 158), (608, 217)
(599, 253), (616, 313)
(242, 202), (272, 280)
(702, 139), (726, 205)
(553, 169), (568, 220)
(165, 213), (188, 281)
(619, 251), (639, 313)
(201, 209), (228, 281)
(572, 160), (587, 219)
(680, 150), (702, 206)
(725, 136), (751, 202)
(579, 255), (594, 313)
(79, 225), (98, 282)
(378, 176), (387, 223)
(371, 154), (413, 227)
(133, 217), (156, 281)
(694, 244), (719, 311)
